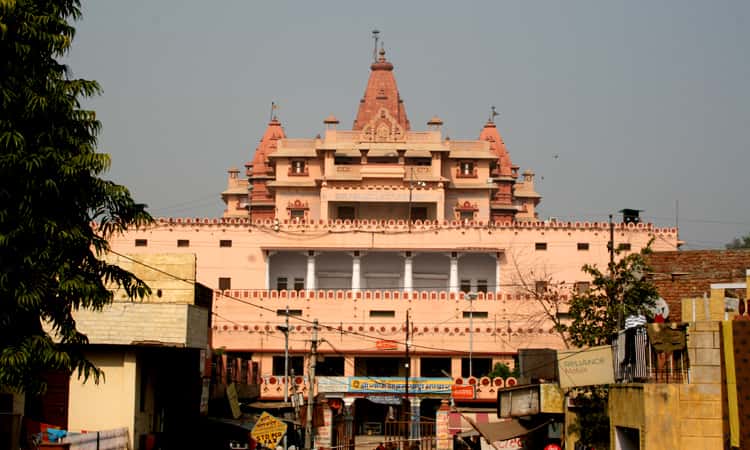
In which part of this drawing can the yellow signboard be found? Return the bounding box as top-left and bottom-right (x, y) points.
(557, 345), (615, 388)
(251, 411), (288, 448)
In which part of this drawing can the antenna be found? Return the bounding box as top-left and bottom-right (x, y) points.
(372, 29), (380, 62)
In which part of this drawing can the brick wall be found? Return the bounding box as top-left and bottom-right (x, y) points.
(648, 250), (750, 321)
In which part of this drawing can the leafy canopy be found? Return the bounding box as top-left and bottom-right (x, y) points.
(0, 0), (151, 394)
(726, 233), (750, 249)
(565, 242), (658, 347)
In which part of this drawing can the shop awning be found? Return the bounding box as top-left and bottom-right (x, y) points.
(465, 416), (552, 443)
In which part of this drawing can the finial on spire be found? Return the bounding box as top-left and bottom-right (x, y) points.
(270, 101), (279, 121)
(372, 29), (380, 62)
(489, 105), (499, 123)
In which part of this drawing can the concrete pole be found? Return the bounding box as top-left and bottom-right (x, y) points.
(305, 320), (318, 450)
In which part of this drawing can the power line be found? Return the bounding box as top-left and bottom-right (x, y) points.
(108, 250), (532, 355)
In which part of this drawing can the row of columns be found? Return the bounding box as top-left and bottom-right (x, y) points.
(269, 251), (502, 292)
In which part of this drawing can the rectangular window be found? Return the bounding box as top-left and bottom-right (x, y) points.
(293, 278), (305, 291)
(619, 243), (632, 251)
(316, 357), (345, 376)
(420, 357), (452, 377)
(291, 160), (306, 174)
(220, 239), (232, 248)
(218, 277), (231, 290)
(461, 161), (475, 176)
(177, 239), (189, 247)
(277, 309), (302, 316)
(574, 282), (590, 295)
(460, 210), (474, 221)
(577, 242), (589, 251)
(461, 357), (492, 378)
(290, 209), (305, 219)
(462, 311), (488, 319)
(135, 239), (148, 247)
(276, 277), (288, 291)
(476, 280), (488, 293)
(272, 355), (304, 376)
(535, 281), (548, 294)
(460, 279), (472, 293)
(535, 242), (547, 251)
(369, 310), (396, 318)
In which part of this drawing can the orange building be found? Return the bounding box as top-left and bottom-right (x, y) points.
(109, 44), (679, 439)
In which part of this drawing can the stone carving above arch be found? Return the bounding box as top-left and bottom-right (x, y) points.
(359, 107), (405, 143)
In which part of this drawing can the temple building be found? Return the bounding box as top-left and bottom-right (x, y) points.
(109, 44), (680, 441)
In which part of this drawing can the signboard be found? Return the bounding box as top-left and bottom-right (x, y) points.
(436, 404), (451, 450)
(251, 412), (288, 449)
(349, 377), (451, 394)
(200, 379), (210, 415)
(376, 339), (399, 350)
(451, 385), (475, 400)
(557, 345), (615, 388)
(226, 383), (241, 419)
(314, 403), (333, 449)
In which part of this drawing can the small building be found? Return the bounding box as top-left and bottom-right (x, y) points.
(30, 253), (214, 449)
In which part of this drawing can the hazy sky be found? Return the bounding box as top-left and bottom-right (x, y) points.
(66, 1), (750, 250)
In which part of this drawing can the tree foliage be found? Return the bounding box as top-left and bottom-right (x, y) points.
(726, 233), (750, 249)
(0, 0), (151, 394)
(567, 386), (610, 448)
(488, 362), (519, 379)
(565, 242), (658, 347)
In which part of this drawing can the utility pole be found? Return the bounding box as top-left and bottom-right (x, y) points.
(468, 293), (476, 377)
(404, 310), (410, 443)
(275, 306), (290, 450)
(305, 319), (318, 450)
(608, 214), (615, 273)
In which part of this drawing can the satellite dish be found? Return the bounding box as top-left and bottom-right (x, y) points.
(647, 297), (669, 320)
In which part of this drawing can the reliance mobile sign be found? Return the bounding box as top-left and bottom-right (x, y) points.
(557, 345), (615, 388)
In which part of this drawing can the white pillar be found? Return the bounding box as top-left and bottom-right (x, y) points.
(265, 251), (274, 291)
(495, 252), (502, 294)
(449, 252), (459, 293)
(306, 251), (316, 291)
(352, 253), (361, 292)
(404, 253), (414, 292)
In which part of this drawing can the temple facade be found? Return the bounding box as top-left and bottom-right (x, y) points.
(108, 45), (680, 435)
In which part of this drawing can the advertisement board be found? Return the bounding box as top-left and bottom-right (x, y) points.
(557, 345), (614, 388)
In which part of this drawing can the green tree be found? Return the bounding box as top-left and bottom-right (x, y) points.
(488, 362), (519, 379)
(726, 233), (750, 249)
(0, 0), (151, 394)
(565, 242), (658, 347)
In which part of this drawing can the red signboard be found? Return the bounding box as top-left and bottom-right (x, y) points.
(451, 385), (475, 400)
(375, 340), (399, 350)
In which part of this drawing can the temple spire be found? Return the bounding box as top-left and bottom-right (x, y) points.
(352, 41), (410, 131)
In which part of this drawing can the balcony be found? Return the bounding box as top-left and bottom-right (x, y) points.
(612, 325), (689, 384)
(215, 289), (511, 302)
